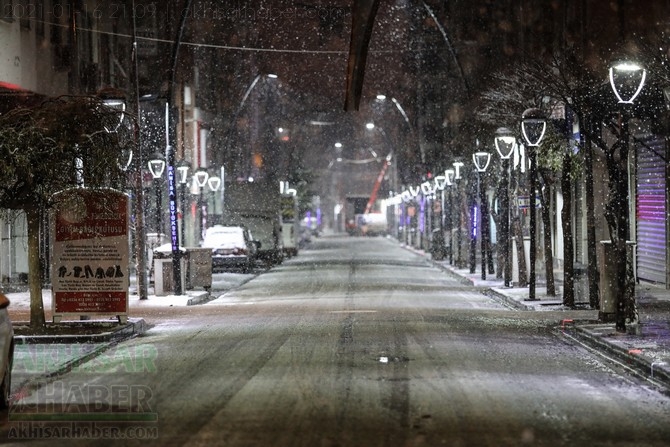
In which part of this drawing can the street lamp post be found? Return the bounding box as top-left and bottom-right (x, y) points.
(433, 174), (448, 260)
(193, 168), (209, 243)
(608, 59), (646, 331)
(473, 151), (492, 280)
(452, 162), (465, 268)
(401, 190), (411, 245)
(421, 180), (435, 253)
(495, 127), (516, 287)
(409, 185), (421, 248)
(521, 108), (547, 302)
(148, 154), (166, 237)
(224, 73), (278, 178)
(164, 0), (194, 296)
(374, 95), (423, 167)
(101, 90), (149, 299)
(128, 21), (149, 298)
(468, 164), (478, 274)
(444, 169), (455, 265)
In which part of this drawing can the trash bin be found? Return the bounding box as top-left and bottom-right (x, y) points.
(185, 247), (212, 290)
(573, 263), (588, 303)
(153, 244), (187, 296)
(146, 233), (169, 281)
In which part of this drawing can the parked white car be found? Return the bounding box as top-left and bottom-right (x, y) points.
(0, 293), (14, 409)
(202, 225), (259, 273)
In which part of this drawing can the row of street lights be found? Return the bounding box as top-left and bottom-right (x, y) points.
(389, 111), (547, 291)
(387, 58), (646, 321)
(147, 155), (222, 245)
(130, 54), (645, 306)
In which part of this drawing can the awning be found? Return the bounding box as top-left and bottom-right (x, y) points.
(0, 81), (46, 113)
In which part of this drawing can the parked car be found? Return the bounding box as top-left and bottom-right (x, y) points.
(202, 225), (259, 273)
(0, 293), (14, 409)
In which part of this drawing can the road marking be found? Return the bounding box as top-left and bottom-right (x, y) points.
(329, 310), (378, 314)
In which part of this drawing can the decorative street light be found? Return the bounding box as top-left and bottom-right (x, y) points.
(609, 60), (647, 104)
(607, 59), (645, 332)
(101, 97), (127, 134)
(193, 168), (209, 242)
(473, 151), (492, 280)
(208, 175), (222, 194)
(495, 127), (516, 286)
(374, 94), (423, 165)
(147, 153), (166, 237)
(207, 174), (222, 226)
(521, 108), (547, 301)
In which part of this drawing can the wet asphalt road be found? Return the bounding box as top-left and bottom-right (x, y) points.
(3, 236), (670, 446)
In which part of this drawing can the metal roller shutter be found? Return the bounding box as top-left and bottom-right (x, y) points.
(636, 139), (666, 284)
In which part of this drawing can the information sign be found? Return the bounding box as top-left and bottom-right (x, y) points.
(51, 188), (129, 323)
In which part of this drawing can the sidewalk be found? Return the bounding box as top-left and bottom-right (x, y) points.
(4, 274), (246, 394)
(6, 271), (250, 330)
(7, 285), (211, 342)
(418, 246), (670, 390)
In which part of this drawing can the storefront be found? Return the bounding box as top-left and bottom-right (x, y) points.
(635, 137), (667, 285)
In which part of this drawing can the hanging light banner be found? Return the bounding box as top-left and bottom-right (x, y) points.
(51, 188), (129, 323)
(167, 163), (179, 251)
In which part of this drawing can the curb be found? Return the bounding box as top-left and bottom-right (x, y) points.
(486, 288), (537, 311)
(12, 318), (148, 345)
(10, 319), (150, 396)
(431, 260), (479, 288)
(567, 325), (670, 390)
(186, 291), (212, 305)
(405, 241), (670, 391)
(420, 251), (493, 290)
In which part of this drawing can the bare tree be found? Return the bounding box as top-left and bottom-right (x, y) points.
(0, 95), (133, 328)
(477, 47), (605, 306)
(478, 43), (669, 326)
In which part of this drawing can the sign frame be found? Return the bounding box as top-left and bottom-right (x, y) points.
(51, 188), (130, 323)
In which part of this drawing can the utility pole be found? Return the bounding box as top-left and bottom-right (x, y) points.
(130, 0), (148, 299)
(165, 0), (194, 295)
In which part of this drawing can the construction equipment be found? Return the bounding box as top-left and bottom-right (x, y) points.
(364, 153), (392, 214)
